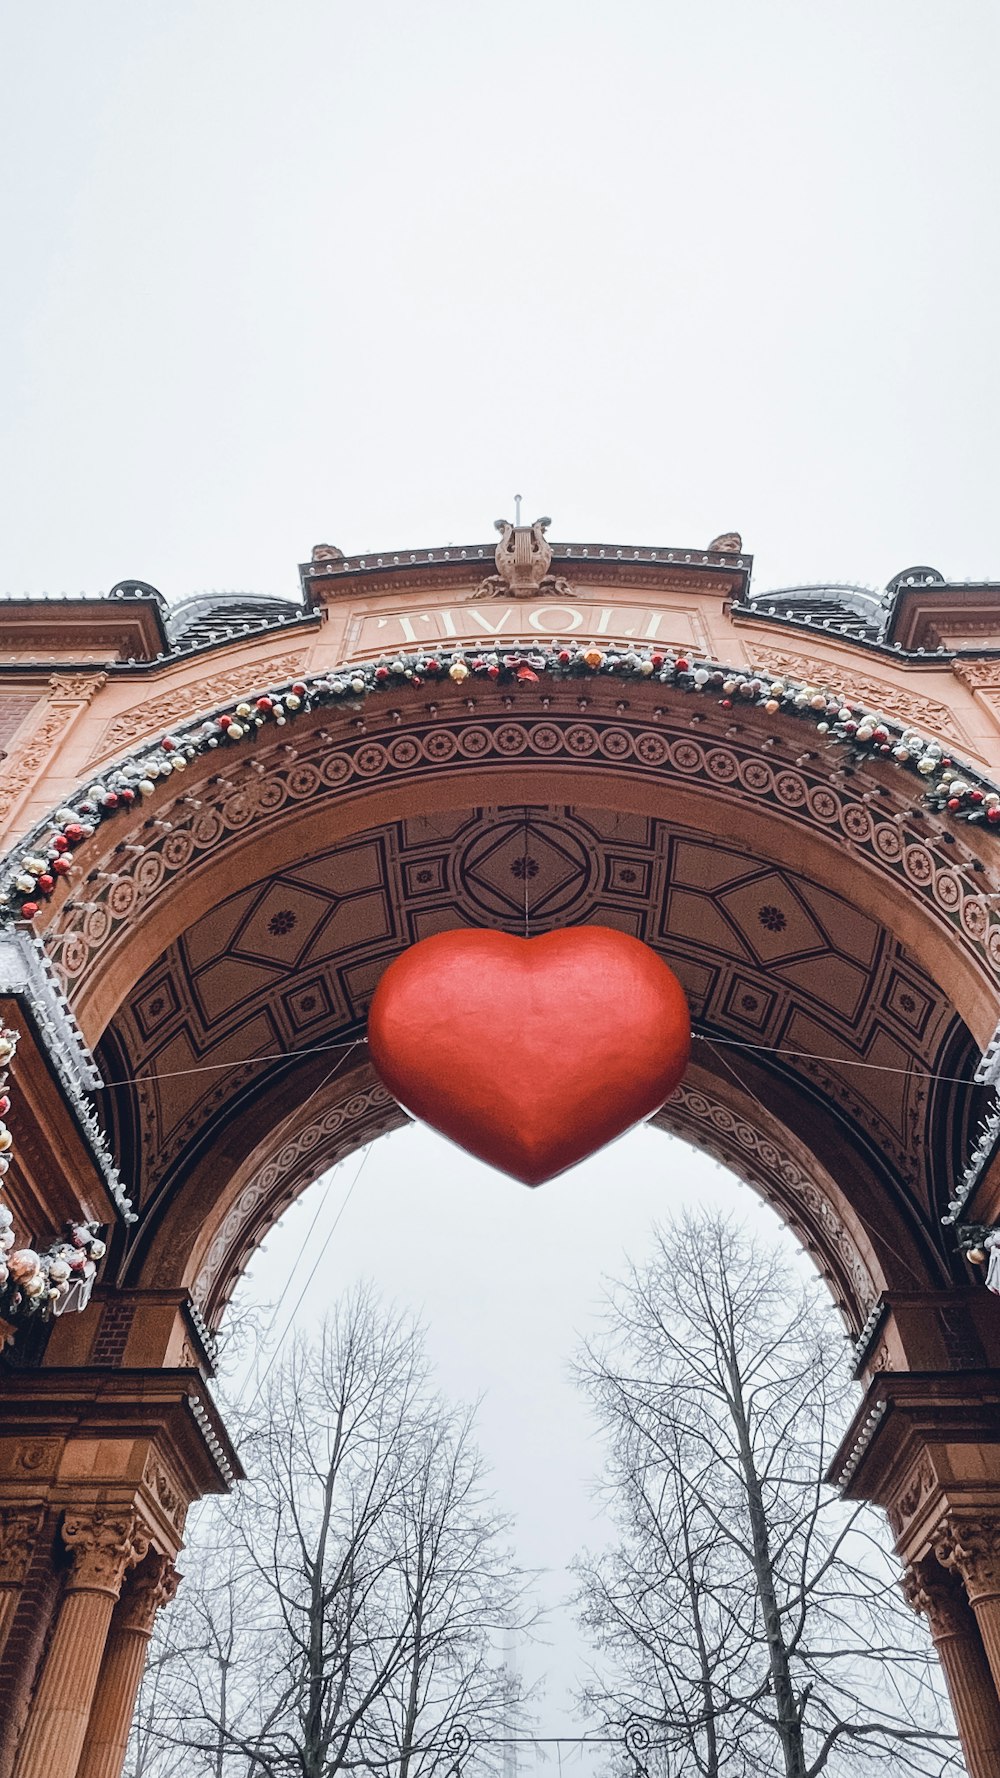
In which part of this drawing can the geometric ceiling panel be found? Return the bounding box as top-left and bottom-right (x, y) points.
(98, 803), (979, 1250)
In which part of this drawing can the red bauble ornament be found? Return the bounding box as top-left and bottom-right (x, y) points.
(368, 927), (691, 1186)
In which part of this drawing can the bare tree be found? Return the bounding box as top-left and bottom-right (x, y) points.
(573, 1212), (962, 1778)
(130, 1286), (531, 1777)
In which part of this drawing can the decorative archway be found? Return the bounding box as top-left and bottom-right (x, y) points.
(2, 525), (1000, 1777)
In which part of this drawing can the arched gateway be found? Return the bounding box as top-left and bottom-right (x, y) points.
(1, 522), (1000, 1775)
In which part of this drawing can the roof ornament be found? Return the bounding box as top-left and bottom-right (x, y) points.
(708, 532), (742, 553)
(471, 510), (574, 600)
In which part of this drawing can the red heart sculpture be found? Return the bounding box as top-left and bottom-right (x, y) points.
(367, 927), (690, 1186)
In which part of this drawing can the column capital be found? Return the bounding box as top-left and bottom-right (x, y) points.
(903, 1556), (970, 1639)
(117, 1551), (181, 1636)
(61, 1508), (150, 1598)
(0, 1504), (44, 1587)
(936, 1515), (1000, 1604)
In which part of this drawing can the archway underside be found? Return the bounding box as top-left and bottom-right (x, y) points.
(91, 791), (981, 1334)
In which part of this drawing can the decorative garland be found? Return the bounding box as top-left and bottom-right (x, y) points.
(0, 1025), (106, 1338)
(2, 645), (999, 926)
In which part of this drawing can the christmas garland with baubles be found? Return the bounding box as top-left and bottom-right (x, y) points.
(2, 645), (999, 926)
(0, 1025), (106, 1339)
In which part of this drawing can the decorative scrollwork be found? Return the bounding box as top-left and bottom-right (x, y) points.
(624, 1718), (651, 1774)
(444, 1723), (471, 1773)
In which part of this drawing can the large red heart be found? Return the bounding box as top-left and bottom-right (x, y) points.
(367, 927), (690, 1186)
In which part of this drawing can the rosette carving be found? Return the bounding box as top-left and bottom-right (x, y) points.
(61, 1508), (150, 1596)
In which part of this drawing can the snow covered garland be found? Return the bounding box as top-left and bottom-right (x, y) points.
(0, 1026), (106, 1338)
(3, 644), (1000, 927)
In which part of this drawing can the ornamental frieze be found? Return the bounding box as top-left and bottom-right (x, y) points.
(749, 647), (965, 742)
(45, 708), (1000, 998)
(88, 651), (310, 765)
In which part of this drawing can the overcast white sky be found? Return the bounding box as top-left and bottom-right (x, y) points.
(2, 2), (999, 602)
(4, 1), (995, 1762)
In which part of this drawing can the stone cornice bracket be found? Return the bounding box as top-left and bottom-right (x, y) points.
(471, 516), (574, 600)
(903, 1556), (969, 1639)
(0, 1504), (45, 1586)
(117, 1550), (181, 1635)
(46, 671), (108, 704)
(61, 1508), (150, 1598)
(936, 1516), (1000, 1605)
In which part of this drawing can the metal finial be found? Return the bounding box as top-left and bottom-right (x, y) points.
(514, 493), (522, 525)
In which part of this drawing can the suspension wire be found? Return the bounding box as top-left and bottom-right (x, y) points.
(228, 1047), (364, 1404)
(702, 1034), (928, 1287)
(97, 1032), (367, 1090)
(240, 1141), (374, 1414)
(89, 1028), (992, 1097)
(522, 805), (531, 938)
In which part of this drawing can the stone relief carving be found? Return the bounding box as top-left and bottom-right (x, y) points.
(748, 647), (963, 740)
(0, 1505), (44, 1585)
(658, 1080), (879, 1315)
(48, 673), (109, 703)
(192, 1080), (398, 1311)
(88, 651), (308, 763)
(0, 674), (107, 826)
(53, 711), (1000, 1000)
(141, 1452), (186, 1534)
(892, 1456), (936, 1535)
(471, 517), (574, 600)
(61, 1507), (150, 1596)
(902, 1557), (968, 1638)
(952, 659), (1000, 691)
(935, 1515), (1000, 1601)
(118, 1550), (181, 1634)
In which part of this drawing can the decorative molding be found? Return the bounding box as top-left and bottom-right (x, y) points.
(903, 1558), (969, 1638)
(0, 1505), (44, 1585)
(952, 659), (1000, 692)
(886, 1456), (936, 1539)
(657, 1079), (879, 1315)
(88, 651), (309, 764)
(61, 1508), (149, 1597)
(471, 517), (575, 600)
(0, 673), (107, 827)
(191, 1079), (399, 1313)
(45, 711), (1000, 1001)
(749, 647), (963, 739)
(935, 1515), (1000, 1603)
(118, 1551), (180, 1634)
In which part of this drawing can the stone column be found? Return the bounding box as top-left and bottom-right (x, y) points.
(12, 1508), (148, 1778)
(75, 1552), (180, 1778)
(936, 1516), (1000, 1702)
(905, 1556), (1000, 1778)
(0, 1508), (43, 1660)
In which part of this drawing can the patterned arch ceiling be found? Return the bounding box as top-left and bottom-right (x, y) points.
(98, 802), (979, 1282)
